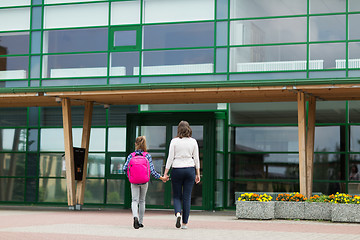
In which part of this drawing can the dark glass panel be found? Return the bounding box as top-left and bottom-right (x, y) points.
(0, 108), (27, 127)
(108, 105), (138, 126)
(0, 153), (26, 176)
(0, 32), (29, 55)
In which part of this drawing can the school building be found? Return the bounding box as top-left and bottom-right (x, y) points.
(1, 0), (360, 211)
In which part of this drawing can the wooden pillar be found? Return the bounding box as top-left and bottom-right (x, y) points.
(297, 92), (307, 196)
(306, 96), (316, 198)
(76, 101), (93, 208)
(62, 98), (76, 208)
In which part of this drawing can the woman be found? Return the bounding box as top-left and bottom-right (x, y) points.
(164, 121), (201, 229)
(123, 136), (167, 229)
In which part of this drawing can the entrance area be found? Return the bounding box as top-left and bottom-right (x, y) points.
(124, 112), (217, 210)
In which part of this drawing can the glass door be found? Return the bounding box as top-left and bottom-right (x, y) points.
(126, 112), (216, 210)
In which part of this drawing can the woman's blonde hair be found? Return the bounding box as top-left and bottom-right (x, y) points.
(177, 120), (192, 138)
(135, 136), (147, 152)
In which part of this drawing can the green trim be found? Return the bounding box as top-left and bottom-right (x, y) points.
(109, 25), (141, 51)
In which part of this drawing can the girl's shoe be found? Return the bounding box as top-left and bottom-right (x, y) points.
(133, 217), (140, 229)
(139, 224), (144, 228)
(181, 225), (188, 229)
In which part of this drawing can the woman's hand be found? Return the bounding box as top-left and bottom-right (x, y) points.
(195, 174), (201, 184)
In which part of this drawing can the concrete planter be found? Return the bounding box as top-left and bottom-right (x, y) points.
(304, 202), (332, 220)
(236, 201), (275, 220)
(275, 201), (305, 219)
(331, 204), (360, 223)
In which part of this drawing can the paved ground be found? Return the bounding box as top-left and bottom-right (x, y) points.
(0, 207), (359, 240)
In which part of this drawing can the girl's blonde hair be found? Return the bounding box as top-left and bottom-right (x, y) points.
(177, 120), (192, 138)
(135, 136), (147, 152)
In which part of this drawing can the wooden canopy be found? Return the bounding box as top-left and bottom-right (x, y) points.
(0, 83), (360, 107)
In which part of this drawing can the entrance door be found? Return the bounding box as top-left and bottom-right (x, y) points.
(125, 112), (216, 210)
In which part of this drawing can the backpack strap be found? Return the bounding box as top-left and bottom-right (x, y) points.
(142, 152), (148, 157)
(131, 152), (136, 157)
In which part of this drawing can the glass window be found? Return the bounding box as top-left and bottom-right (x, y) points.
(111, 1), (140, 25)
(45, 0), (106, 3)
(230, 45), (308, 72)
(44, 3), (108, 29)
(0, 56), (29, 80)
(0, 8), (30, 31)
(313, 181), (345, 195)
(0, 32), (30, 55)
(216, 153), (224, 179)
(141, 49), (214, 75)
(114, 30), (137, 47)
(84, 179), (104, 203)
(30, 56), (41, 79)
(0, 0), (29, 7)
(87, 153), (105, 177)
(349, 42), (360, 69)
(108, 128), (126, 152)
(0, 178), (24, 201)
(0, 129), (27, 151)
(230, 0), (306, 18)
(137, 126), (166, 150)
(316, 101), (346, 123)
(26, 178), (37, 202)
(28, 129), (38, 152)
(39, 153), (63, 177)
(350, 126), (360, 152)
(38, 178), (66, 202)
(217, 0), (228, 19)
(32, 7), (42, 30)
(231, 127), (299, 152)
(108, 105), (138, 126)
(230, 18), (307, 45)
(142, 103), (217, 111)
(27, 153), (38, 177)
(310, 15), (346, 42)
(0, 108), (27, 127)
(0, 153), (26, 176)
(43, 53), (107, 78)
(110, 52), (139, 76)
(110, 156), (126, 175)
(144, 0), (214, 23)
(31, 31), (42, 55)
(216, 21), (227, 46)
(230, 153), (299, 179)
(310, 0), (346, 13)
(89, 128), (105, 152)
(144, 22), (214, 49)
(313, 154), (343, 180)
(44, 28), (108, 53)
(107, 179), (125, 204)
(230, 102), (298, 124)
(349, 14), (360, 40)
(310, 43), (346, 70)
(315, 126), (341, 152)
(349, 101), (360, 123)
(349, 155), (360, 181)
(216, 48), (227, 73)
(349, 0), (360, 12)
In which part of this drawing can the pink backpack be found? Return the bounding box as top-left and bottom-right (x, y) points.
(127, 152), (150, 184)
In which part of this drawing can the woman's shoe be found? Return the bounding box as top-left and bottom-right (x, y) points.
(133, 217), (140, 229)
(176, 216), (181, 228)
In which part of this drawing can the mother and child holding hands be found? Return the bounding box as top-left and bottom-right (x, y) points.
(122, 120), (201, 230)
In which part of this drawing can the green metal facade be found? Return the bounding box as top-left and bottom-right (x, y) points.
(1, 0), (360, 209)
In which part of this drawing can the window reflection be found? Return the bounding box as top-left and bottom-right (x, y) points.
(315, 126), (341, 152)
(110, 156), (125, 175)
(108, 128), (126, 152)
(137, 126), (166, 150)
(310, 0), (346, 13)
(141, 49), (214, 75)
(44, 28), (108, 53)
(84, 179), (104, 203)
(107, 179), (125, 204)
(230, 0), (306, 18)
(230, 18), (306, 45)
(313, 154), (343, 181)
(231, 127), (298, 152)
(110, 52), (139, 76)
(0, 129), (27, 151)
(310, 15), (346, 41)
(38, 178), (66, 202)
(0, 178), (24, 201)
(0, 32), (29, 55)
(0, 153), (26, 176)
(310, 43), (346, 69)
(0, 56), (28, 80)
(42, 53), (107, 78)
(39, 153), (63, 177)
(144, 22), (214, 49)
(229, 153), (299, 179)
(230, 45), (308, 72)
